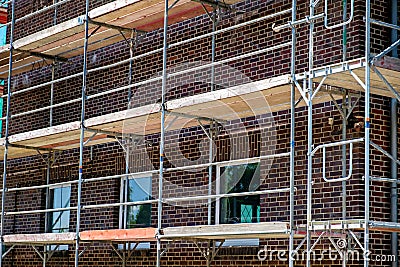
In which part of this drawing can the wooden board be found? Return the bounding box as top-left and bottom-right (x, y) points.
(312, 56), (400, 99)
(369, 221), (400, 233)
(3, 232), (76, 245)
(0, 74), (341, 160)
(0, 122), (115, 159)
(80, 228), (157, 242)
(87, 75), (338, 136)
(0, 0), (243, 78)
(161, 222), (291, 240)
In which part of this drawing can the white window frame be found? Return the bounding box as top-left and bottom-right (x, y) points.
(215, 159), (260, 247)
(118, 175), (152, 250)
(47, 184), (72, 251)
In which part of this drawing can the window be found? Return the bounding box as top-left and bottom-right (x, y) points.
(48, 185), (71, 250)
(215, 161), (260, 247)
(125, 176), (152, 228)
(217, 161), (260, 224)
(119, 176), (152, 250)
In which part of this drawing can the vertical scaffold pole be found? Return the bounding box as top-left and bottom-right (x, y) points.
(208, 8), (217, 226)
(43, 153), (54, 267)
(75, 0), (90, 266)
(390, 98), (398, 267)
(306, 1), (315, 267)
(341, 92), (347, 267)
(364, 0), (371, 266)
(0, 1), (15, 267)
(156, 1), (169, 266)
(50, 64), (55, 127)
(341, 0), (348, 225)
(289, 1), (296, 267)
(341, 5), (348, 267)
(390, 2), (398, 267)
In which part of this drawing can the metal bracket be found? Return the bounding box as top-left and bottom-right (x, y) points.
(14, 48), (68, 63)
(121, 29), (146, 50)
(30, 59), (50, 72)
(371, 66), (400, 102)
(110, 242), (140, 262)
(328, 92), (346, 120)
(310, 76), (327, 100)
(349, 70), (366, 90)
(88, 25), (101, 39)
(165, 110), (225, 124)
(84, 127), (126, 138)
(32, 245), (45, 261)
(292, 236), (307, 258)
(193, 240), (224, 267)
(8, 143), (59, 153)
(197, 119), (215, 140)
(79, 243), (91, 257)
(346, 92), (362, 120)
(348, 230), (365, 252)
(160, 241), (175, 257)
(111, 244), (124, 260)
(83, 132), (97, 146)
(370, 141), (400, 166)
(192, 0), (233, 11)
(327, 236), (345, 258)
(293, 78), (309, 105)
(1, 244), (15, 259)
(87, 19), (142, 35)
(36, 149), (61, 167)
(309, 231), (326, 252)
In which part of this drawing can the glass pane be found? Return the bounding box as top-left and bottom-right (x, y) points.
(126, 177), (151, 228)
(49, 186), (71, 233)
(219, 163), (260, 224)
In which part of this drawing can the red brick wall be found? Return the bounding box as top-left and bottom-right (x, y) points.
(0, 0), (399, 266)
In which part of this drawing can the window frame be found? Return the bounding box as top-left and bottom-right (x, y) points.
(120, 175), (152, 229)
(47, 184), (72, 251)
(118, 175), (152, 251)
(216, 158), (260, 225)
(215, 159), (261, 247)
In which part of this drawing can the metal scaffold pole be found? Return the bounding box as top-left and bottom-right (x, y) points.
(289, 1), (297, 267)
(0, 0), (15, 266)
(341, 0), (348, 228)
(364, 0), (371, 266)
(306, 1), (315, 267)
(50, 64), (55, 127)
(156, 0), (169, 266)
(390, 1), (398, 267)
(75, 0), (90, 265)
(42, 152), (53, 267)
(208, 7), (217, 226)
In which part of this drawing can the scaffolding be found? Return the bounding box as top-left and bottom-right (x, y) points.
(0, 0), (398, 267)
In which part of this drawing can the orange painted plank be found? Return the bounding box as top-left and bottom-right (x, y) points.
(80, 228), (157, 242)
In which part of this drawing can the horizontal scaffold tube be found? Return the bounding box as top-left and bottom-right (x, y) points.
(5, 186), (291, 216)
(2, 152), (290, 193)
(1, 41), (291, 120)
(310, 138), (364, 156)
(2, 8), (292, 97)
(164, 187), (293, 203)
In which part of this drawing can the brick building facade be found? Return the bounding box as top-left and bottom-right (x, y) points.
(0, 0), (399, 266)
